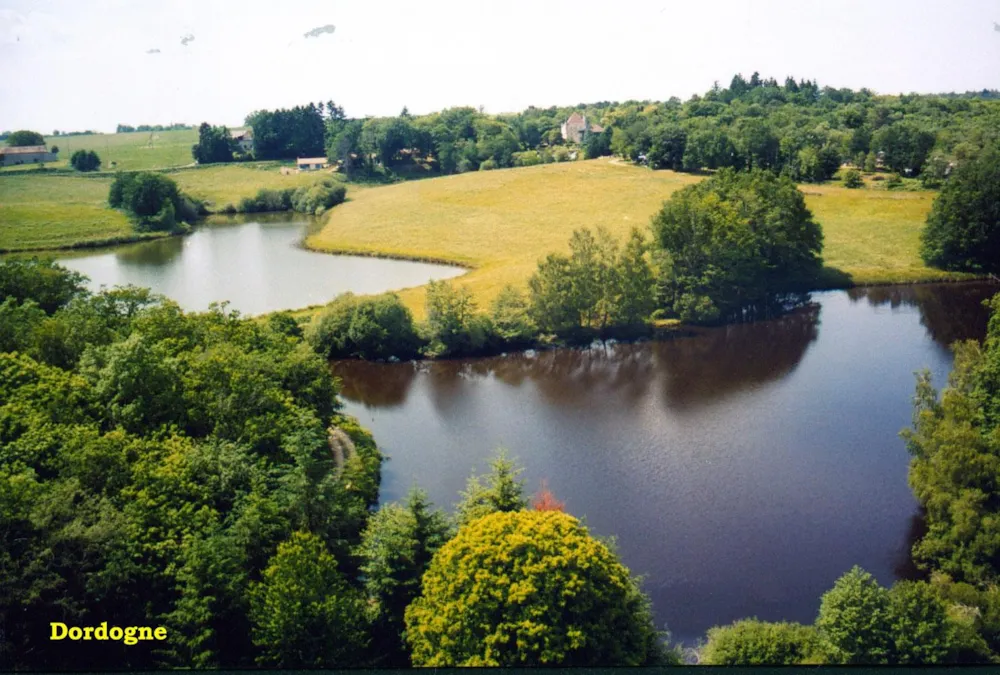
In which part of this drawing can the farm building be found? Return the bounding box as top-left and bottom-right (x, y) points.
(230, 128), (254, 154)
(0, 145), (58, 167)
(297, 157), (329, 171)
(560, 112), (604, 144)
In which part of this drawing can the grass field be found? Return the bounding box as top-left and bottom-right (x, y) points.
(306, 158), (970, 317)
(0, 174), (143, 251)
(30, 129), (200, 172)
(172, 164), (337, 210)
(0, 164), (339, 251)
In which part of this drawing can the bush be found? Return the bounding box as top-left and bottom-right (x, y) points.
(552, 146), (571, 163)
(478, 158), (497, 171)
(843, 169), (864, 188)
(886, 173), (904, 190)
(70, 149), (101, 172)
(404, 510), (668, 666)
(701, 619), (821, 665)
(512, 151), (541, 167)
(291, 180), (346, 213)
(920, 146), (1000, 273)
(220, 203), (237, 215)
(306, 292), (421, 360)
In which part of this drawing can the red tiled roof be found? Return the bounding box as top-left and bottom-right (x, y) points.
(565, 112), (585, 125)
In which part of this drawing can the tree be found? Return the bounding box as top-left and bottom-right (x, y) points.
(455, 451), (528, 527)
(871, 122), (936, 175)
(249, 531), (367, 667)
(6, 130), (45, 146)
(0, 258), (87, 314)
(70, 149), (101, 172)
(404, 510), (668, 666)
(489, 285), (536, 344)
(108, 172), (194, 232)
(700, 619), (821, 665)
(306, 292), (420, 360)
(423, 280), (491, 357)
(357, 489), (452, 666)
(887, 581), (957, 664)
(191, 123), (235, 164)
(816, 566), (893, 664)
(651, 169), (823, 323)
(920, 146), (1000, 273)
(901, 293), (1000, 584)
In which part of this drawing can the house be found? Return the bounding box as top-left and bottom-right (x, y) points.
(230, 128), (254, 154)
(560, 112), (604, 144)
(297, 157), (329, 171)
(0, 145), (58, 167)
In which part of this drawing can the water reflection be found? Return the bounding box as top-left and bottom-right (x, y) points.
(848, 282), (995, 349)
(56, 218), (466, 315)
(336, 302), (821, 414)
(114, 236), (185, 267)
(335, 284), (994, 643)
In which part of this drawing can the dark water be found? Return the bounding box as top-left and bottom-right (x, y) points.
(55, 217), (465, 315)
(333, 282), (996, 644)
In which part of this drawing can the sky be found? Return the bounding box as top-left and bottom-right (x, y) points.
(1, 0), (999, 132)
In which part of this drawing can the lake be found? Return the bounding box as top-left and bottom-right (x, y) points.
(55, 216), (465, 315)
(333, 282), (997, 645)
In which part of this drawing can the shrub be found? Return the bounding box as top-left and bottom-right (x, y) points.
(108, 171), (190, 231)
(512, 151), (541, 167)
(886, 173), (904, 190)
(404, 510), (668, 666)
(701, 619), (821, 665)
(843, 169), (864, 188)
(552, 146), (570, 163)
(306, 292), (420, 360)
(291, 180), (346, 213)
(478, 158), (497, 171)
(423, 280), (492, 357)
(220, 203), (237, 215)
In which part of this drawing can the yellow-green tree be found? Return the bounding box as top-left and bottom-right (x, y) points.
(404, 510), (669, 666)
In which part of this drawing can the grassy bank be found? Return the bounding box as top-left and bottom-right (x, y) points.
(306, 159), (970, 317)
(0, 164), (343, 251)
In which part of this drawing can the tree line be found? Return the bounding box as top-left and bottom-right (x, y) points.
(221, 76), (998, 187)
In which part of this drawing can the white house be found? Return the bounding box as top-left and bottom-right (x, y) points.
(230, 128), (254, 154)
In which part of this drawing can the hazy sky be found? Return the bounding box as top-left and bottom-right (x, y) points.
(1, 0), (998, 132)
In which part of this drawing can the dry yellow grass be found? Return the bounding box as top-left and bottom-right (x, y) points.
(306, 159), (965, 316)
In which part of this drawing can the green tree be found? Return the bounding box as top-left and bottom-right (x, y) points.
(5, 130), (45, 146)
(249, 531), (367, 667)
(700, 619), (821, 665)
(920, 146), (1000, 273)
(871, 122), (936, 175)
(423, 280), (491, 357)
(489, 285), (536, 344)
(0, 258), (87, 314)
(404, 510), (668, 666)
(455, 450), (528, 528)
(816, 566), (893, 664)
(357, 489), (452, 665)
(651, 169), (823, 323)
(70, 149), (101, 172)
(191, 123), (235, 164)
(887, 580), (957, 664)
(306, 292), (421, 360)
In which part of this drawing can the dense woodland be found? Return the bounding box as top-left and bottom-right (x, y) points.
(226, 77), (1000, 187)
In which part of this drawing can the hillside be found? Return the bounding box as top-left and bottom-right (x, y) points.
(305, 159), (965, 316)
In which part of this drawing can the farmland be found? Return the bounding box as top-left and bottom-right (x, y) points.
(305, 159), (967, 316)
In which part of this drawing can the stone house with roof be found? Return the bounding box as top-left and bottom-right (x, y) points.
(560, 112), (604, 144)
(0, 145), (58, 167)
(230, 128), (254, 154)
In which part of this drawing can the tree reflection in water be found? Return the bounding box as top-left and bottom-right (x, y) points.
(847, 282), (995, 349)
